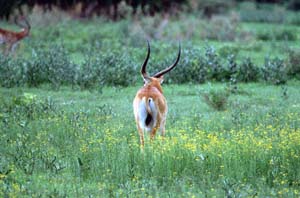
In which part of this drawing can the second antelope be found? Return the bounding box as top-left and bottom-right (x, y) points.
(0, 16), (30, 56)
(133, 41), (181, 146)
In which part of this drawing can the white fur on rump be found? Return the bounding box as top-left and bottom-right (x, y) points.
(136, 97), (157, 132)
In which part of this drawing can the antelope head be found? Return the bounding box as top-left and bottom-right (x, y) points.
(14, 16), (31, 35)
(141, 41), (181, 87)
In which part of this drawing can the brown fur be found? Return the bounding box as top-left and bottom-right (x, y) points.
(133, 41), (180, 146)
(0, 24), (30, 55)
(133, 77), (167, 146)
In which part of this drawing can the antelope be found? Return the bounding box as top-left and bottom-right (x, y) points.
(0, 16), (30, 56)
(133, 41), (181, 146)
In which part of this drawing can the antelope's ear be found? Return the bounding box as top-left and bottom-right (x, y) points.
(143, 76), (151, 85)
(158, 76), (164, 84)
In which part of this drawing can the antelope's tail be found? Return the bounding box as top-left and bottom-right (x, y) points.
(143, 97), (154, 127)
(145, 97), (152, 115)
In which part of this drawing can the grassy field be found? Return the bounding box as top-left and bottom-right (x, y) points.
(1, 81), (300, 197)
(1, 6), (300, 197)
(1, 12), (300, 65)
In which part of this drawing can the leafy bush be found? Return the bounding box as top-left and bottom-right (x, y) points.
(0, 93), (57, 121)
(218, 45), (239, 58)
(202, 87), (230, 111)
(239, 3), (286, 23)
(201, 13), (239, 41)
(166, 46), (207, 84)
(77, 55), (101, 90)
(0, 92), (62, 177)
(98, 51), (137, 87)
(73, 48), (137, 89)
(237, 57), (260, 82)
(239, 2), (300, 25)
(262, 57), (288, 85)
(204, 46), (228, 81)
(189, 0), (235, 16)
(42, 45), (76, 89)
(256, 28), (297, 41)
(227, 54), (238, 76)
(26, 44), (76, 89)
(0, 42), (296, 89)
(0, 55), (25, 88)
(274, 28), (297, 41)
(129, 15), (164, 40)
(226, 55), (238, 93)
(26, 51), (48, 87)
(286, 12), (300, 25)
(287, 48), (300, 79)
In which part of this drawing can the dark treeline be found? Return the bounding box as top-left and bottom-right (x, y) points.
(1, 0), (184, 19)
(0, 0), (299, 19)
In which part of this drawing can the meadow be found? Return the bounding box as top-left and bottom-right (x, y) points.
(1, 82), (300, 197)
(1, 3), (300, 197)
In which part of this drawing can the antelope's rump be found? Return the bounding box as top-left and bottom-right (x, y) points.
(134, 97), (157, 132)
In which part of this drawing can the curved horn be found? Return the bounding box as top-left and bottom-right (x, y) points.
(23, 17), (31, 30)
(153, 43), (181, 78)
(141, 40), (151, 79)
(14, 16), (30, 30)
(14, 16), (19, 26)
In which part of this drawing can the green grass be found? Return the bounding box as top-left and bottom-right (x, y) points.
(1, 9), (300, 197)
(1, 81), (300, 197)
(2, 15), (299, 65)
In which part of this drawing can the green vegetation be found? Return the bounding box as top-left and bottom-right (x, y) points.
(1, 3), (300, 197)
(1, 5), (299, 89)
(1, 82), (300, 197)
(202, 85), (230, 111)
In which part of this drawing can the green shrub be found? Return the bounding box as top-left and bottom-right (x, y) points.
(166, 46), (207, 84)
(201, 13), (239, 41)
(237, 57), (260, 82)
(76, 48), (137, 89)
(226, 54), (238, 93)
(43, 45), (76, 89)
(190, 0), (234, 16)
(218, 45), (239, 58)
(0, 93), (57, 121)
(202, 87), (230, 111)
(287, 48), (300, 79)
(239, 2), (300, 25)
(255, 31), (271, 41)
(256, 28), (297, 41)
(227, 54), (238, 76)
(204, 46), (229, 81)
(0, 43), (296, 89)
(262, 57), (288, 85)
(0, 55), (25, 88)
(26, 44), (76, 89)
(286, 12), (300, 25)
(77, 56), (100, 90)
(26, 51), (48, 87)
(98, 51), (137, 87)
(239, 4), (286, 23)
(275, 28), (297, 41)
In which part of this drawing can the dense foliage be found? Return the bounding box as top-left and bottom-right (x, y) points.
(1, 2), (299, 89)
(1, 43), (298, 89)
